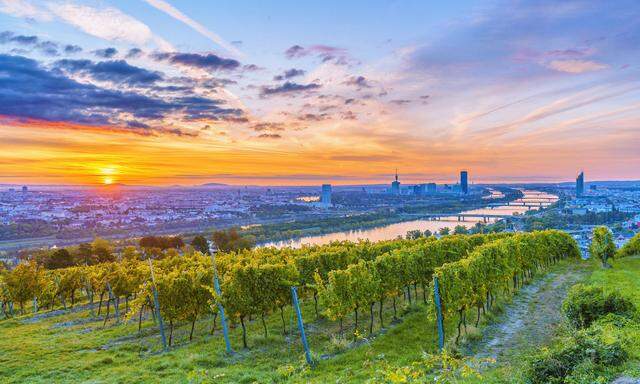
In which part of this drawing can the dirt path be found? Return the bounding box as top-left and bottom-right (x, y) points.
(473, 263), (588, 362)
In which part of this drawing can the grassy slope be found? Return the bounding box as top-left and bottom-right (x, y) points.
(473, 256), (640, 383)
(0, 287), (450, 383)
(1, 258), (638, 383)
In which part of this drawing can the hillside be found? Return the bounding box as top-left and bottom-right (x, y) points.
(0, 233), (638, 383)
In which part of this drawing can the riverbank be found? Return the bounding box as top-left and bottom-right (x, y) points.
(262, 189), (556, 248)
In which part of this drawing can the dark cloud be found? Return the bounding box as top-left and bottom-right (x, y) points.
(274, 68), (306, 81)
(260, 81), (321, 97)
(389, 99), (412, 105)
(93, 48), (118, 58)
(341, 111), (357, 120)
(64, 44), (82, 54)
(284, 45), (306, 59)
(251, 122), (285, 132)
(0, 54), (244, 131)
(0, 31), (59, 56)
(37, 41), (58, 56)
(297, 113), (329, 121)
(231, 40), (243, 47)
(126, 48), (143, 59)
(257, 133), (282, 139)
(243, 64), (261, 71)
(284, 44), (350, 65)
(55, 59), (163, 86)
(344, 75), (372, 89)
(0, 32), (38, 45)
(152, 52), (240, 71)
(219, 115), (249, 123)
(127, 120), (150, 129)
(167, 76), (237, 89)
(10, 35), (38, 45)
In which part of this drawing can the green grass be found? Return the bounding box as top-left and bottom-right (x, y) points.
(0, 286), (452, 383)
(466, 256), (640, 383)
(1, 258), (639, 383)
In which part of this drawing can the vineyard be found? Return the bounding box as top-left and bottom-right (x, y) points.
(0, 230), (583, 382)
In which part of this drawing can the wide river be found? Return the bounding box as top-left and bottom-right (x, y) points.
(263, 190), (558, 249)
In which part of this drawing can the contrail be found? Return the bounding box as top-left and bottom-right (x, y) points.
(142, 0), (243, 58)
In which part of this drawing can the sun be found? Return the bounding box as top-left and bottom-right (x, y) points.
(98, 165), (118, 185)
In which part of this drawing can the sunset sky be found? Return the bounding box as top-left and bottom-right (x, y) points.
(0, 0), (638, 186)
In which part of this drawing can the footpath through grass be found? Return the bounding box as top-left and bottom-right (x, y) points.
(469, 256), (640, 384)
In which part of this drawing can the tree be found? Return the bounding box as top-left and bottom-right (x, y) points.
(121, 246), (140, 261)
(439, 227), (450, 236)
(4, 261), (45, 313)
(471, 223), (486, 234)
(92, 238), (115, 263)
(617, 232), (640, 258)
(191, 235), (210, 255)
(405, 230), (423, 240)
(590, 226), (616, 268)
(139, 235), (184, 251)
(77, 242), (94, 265)
(212, 229), (255, 253)
(45, 248), (75, 270)
(453, 225), (468, 235)
(423, 229), (433, 238)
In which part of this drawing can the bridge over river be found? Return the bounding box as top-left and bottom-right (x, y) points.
(424, 213), (523, 223)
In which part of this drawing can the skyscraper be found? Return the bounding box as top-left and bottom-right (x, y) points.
(576, 172), (584, 197)
(391, 169), (400, 195)
(460, 170), (468, 194)
(413, 184), (425, 196)
(321, 184), (332, 206)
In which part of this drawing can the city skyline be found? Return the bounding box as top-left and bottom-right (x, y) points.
(1, 0), (639, 186)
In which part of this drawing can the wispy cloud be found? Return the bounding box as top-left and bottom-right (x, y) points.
(142, 0), (242, 58)
(0, 0), (52, 21)
(39, 1), (174, 51)
(547, 60), (608, 74)
(5, 3), (169, 51)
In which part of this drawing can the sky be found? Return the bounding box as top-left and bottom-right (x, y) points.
(0, 0), (638, 186)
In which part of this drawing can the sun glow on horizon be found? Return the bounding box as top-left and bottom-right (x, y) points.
(99, 166), (118, 185)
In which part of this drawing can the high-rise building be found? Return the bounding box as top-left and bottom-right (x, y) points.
(391, 169), (400, 195)
(426, 182), (437, 193)
(413, 184), (425, 196)
(321, 184), (332, 206)
(21, 186), (28, 192)
(576, 172), (584, 197)
(460, 170), (468, 194)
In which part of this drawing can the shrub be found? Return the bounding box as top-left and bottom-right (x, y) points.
(617, 232), (640, 258)
(562, 284), (636, 329)
(526, 329), (627, 384)
(590, 226), (616, 267)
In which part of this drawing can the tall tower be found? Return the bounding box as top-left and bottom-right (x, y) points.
(391, 169), (400, 195)
(460, 170), (468, 194)
(576, 171), (584, 197)
(321, 184), (332, 206)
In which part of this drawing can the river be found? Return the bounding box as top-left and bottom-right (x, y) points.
(262, 190), (558, 248)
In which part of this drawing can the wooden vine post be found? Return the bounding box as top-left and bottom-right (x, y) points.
(210, 252), (234, 355)
(434, 276), (445, 351)
(291, 286), (313, 366)
(147, 258), (168, 351)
